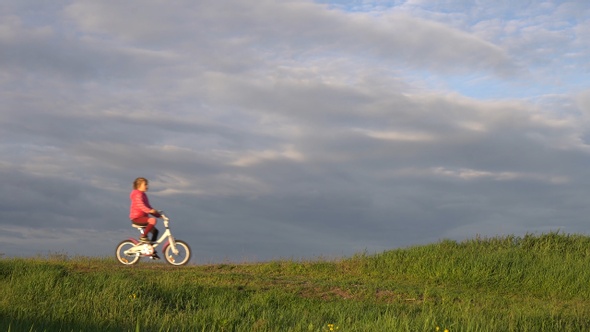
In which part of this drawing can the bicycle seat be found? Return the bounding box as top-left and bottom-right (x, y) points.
(132, 224), (146, 229)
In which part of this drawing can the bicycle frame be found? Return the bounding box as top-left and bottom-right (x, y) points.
(126, 213), (180, 256)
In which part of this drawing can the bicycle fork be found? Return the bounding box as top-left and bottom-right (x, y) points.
(167, 236), (179, 255)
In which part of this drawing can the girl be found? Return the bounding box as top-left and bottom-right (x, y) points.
(129, 177), (160, 248)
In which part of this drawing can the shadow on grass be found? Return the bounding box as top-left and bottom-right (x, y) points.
(0, 313), (134, 332)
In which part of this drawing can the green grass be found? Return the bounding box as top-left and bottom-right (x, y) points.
(3, 232), (590, 331)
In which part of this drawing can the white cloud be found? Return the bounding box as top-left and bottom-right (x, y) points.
(357, 128), (436, 142)
(430, 167), (569, 184)
(230, 145), (306, 167)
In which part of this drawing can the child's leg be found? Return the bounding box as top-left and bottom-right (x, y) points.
(150, 227), (159, 242)
(132, 217), (157, 239)
(143, 217), (157, 238)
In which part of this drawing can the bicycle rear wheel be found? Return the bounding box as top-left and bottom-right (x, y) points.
(115, 240), (140, 265)
(164, 240), (191, 266)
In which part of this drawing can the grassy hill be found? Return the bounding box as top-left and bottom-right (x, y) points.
(3, 232), (590, 331)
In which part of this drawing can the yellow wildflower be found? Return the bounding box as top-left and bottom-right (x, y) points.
(326, 323), (339, 331)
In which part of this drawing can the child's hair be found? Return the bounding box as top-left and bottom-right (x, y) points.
(133, 177), (148, 189)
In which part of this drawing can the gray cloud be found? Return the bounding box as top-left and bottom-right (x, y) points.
(1, 0), (589, 262)
(62, 0), (519, 76)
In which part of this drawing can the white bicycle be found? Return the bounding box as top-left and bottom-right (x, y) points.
(115, 211), (191, 266)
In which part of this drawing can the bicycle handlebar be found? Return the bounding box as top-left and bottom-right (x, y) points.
(158, 210), (169, 221)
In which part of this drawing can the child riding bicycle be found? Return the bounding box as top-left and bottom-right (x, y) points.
(129, 177), (161, 259)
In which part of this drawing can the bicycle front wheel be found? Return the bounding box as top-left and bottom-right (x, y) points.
(115, 240), (140, 265)
(164, 240), (191, 266)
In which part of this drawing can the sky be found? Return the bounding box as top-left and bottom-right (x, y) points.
(1, 0), (589, 263)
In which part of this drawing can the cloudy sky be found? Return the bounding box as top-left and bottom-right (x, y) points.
(1, 0), (589, 263)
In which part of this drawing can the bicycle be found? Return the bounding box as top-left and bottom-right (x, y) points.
(115, 211), (191, 266)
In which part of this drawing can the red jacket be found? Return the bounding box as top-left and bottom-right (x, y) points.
(129, 189), (155, 220)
